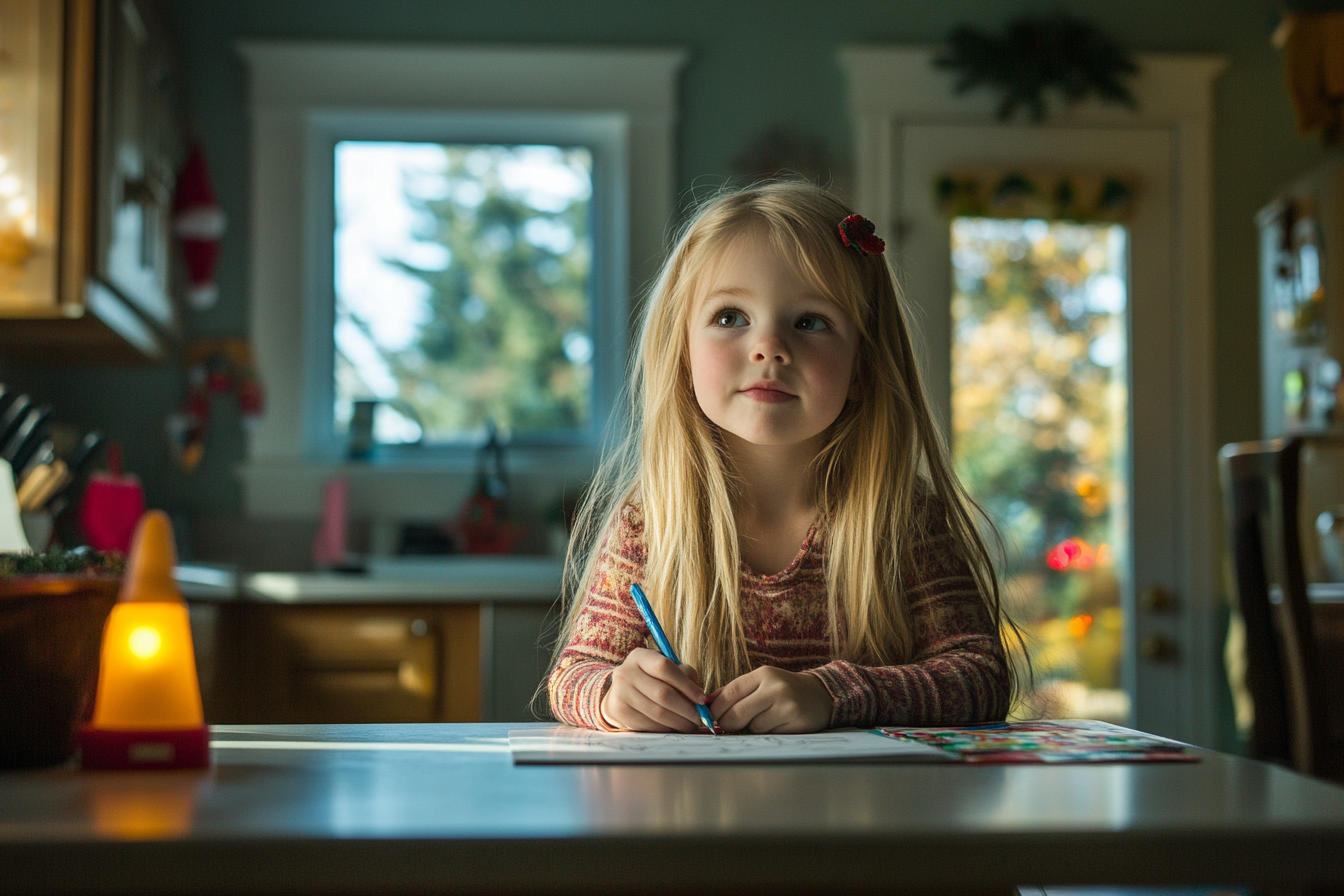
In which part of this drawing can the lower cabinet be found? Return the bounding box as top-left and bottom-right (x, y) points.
(191, 600), (562, 725)
(239, 604), (482, 724)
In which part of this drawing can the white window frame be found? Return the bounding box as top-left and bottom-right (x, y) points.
(237, 43), (687, 517)
(309, 111), (626, 457)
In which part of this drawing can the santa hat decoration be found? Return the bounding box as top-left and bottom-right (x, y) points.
(172, 142), (227, 311)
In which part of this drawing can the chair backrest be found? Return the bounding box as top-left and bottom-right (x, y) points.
(1218, 437), (1329, 774)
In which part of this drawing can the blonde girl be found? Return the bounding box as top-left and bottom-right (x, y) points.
(547, 180), (1019, 733)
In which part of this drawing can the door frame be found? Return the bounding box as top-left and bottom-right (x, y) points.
(839, 47), (1225, 746)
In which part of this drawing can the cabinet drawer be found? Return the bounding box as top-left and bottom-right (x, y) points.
(277, 610), (437, 723)
(243, 605), (479, 724)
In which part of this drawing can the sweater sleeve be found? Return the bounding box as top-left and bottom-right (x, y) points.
(805, 506), (1011, 728)
(547, 504), (650, 730)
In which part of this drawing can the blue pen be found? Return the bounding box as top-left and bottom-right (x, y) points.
(629, 583), (722, 735)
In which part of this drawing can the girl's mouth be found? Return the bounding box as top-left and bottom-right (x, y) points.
(741, 387), (796, 403)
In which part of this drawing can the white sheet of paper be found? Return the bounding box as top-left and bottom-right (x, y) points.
(509, 726), (952, 764)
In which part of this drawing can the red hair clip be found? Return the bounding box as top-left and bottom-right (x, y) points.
(838, 214), (885, 256)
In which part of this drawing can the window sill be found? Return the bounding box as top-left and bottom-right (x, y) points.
(237, 446), (596, 520)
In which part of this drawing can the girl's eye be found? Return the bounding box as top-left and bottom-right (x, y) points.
(713, 309), (747, 328)
(796, 314), (830, 332)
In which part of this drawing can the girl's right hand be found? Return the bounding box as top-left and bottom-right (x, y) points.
(600, 647), (710, 732)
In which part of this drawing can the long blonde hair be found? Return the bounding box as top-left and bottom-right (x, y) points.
(552, 180), (1021, 696)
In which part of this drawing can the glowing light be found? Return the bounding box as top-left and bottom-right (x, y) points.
(8, 197), (29, 216)
(128, 626), (162, 659)
(0, 175), (19, 196)
(1045, 537), (1096, 571)
(82, 512), (209, 770)
(1066, 613), (1094, 638)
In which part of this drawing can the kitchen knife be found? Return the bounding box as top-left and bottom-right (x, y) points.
(17, 459), (70, 512)
(6, 405), (52, 475)
(17, 462), (56, 512)
(39, 430), (106, 515)
(17, 439), (54, 484)
(67, 430), (105, 476)
(2, 405), (41, 463)
(0, 395), (32, 452)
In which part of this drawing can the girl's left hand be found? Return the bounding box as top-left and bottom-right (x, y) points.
(708, 666), (834, 733)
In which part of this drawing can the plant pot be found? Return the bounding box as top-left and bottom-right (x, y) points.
(0, 577), (120, 769)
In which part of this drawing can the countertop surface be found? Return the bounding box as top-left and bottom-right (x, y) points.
(175, 557), (564, 604)
(2, 723), (1343, 894)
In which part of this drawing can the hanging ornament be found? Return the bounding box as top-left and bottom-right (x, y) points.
(172, 142), (227, 311)
(165, 340), (265, 473)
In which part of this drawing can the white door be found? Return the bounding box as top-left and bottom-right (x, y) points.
(898, 124), (1181, 737)
(841, 47), (1223, 746)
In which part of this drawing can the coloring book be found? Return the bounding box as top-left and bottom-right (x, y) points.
(877, 719), (1198, 763)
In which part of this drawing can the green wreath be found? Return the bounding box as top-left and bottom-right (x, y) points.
(935, 14), (1139, 122)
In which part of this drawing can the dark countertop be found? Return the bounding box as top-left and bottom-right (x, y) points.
(1, 723), (1344, 894)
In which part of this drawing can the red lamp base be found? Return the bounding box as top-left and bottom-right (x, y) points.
(80, 725), (210, 770)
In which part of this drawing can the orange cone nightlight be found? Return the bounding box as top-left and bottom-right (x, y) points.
(81, 511), (209, 770)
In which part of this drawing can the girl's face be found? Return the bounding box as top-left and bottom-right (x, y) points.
(686, 228), (859, 451)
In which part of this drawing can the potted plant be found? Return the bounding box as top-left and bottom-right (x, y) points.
(0, 549), (125, 768)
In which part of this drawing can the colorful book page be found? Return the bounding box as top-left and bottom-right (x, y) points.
(877, 719), (1199, 764)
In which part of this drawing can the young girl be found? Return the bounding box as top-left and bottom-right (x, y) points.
(547, 180), (1020, 734)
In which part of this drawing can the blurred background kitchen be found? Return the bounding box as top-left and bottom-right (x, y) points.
(0, 0), (1337, 750)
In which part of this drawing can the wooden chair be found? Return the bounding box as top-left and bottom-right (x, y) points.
(1219, 437), (1343, 781)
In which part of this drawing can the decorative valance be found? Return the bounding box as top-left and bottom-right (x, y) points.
(934, 170), (1138, 224)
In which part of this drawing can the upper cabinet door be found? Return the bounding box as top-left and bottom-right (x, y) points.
(94, 0), (181, 333)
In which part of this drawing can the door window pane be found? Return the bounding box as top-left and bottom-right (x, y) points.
(951, 217), (1130, 722)
(334, 142), (593, 444)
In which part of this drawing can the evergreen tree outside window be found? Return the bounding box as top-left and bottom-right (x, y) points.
(334, 141), (595, 445)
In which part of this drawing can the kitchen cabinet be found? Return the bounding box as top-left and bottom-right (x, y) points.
(239, 604), (481, 724)
(0, 0), (181, 363)
(189, 560), (565, 725)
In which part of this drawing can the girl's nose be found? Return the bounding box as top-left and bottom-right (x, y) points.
(751, 328), (791, 364)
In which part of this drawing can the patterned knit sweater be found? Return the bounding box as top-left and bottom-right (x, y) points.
(548, 503), (1010, 730)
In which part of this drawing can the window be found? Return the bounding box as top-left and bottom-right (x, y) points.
(324, 128), (613, 451)
(951, 216), (1130, 723)
(334, 142), (596, 447)
(239, 44), (686, 516)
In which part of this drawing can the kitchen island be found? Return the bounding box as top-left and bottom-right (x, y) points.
(2, 724), (1344, 894)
